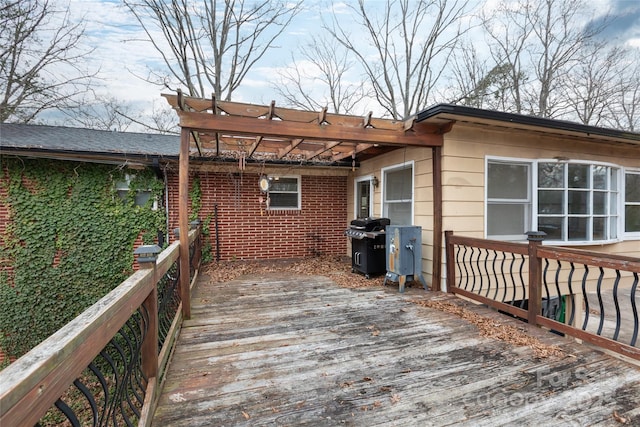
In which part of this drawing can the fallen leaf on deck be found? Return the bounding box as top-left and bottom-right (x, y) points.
(613, 411), (629, 424)
(412, 299), (563, 359)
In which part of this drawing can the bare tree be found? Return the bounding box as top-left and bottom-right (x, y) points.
(562, 43), (627, 126)
(481, 0), (611, 118)
(605, 49), (640, 132)
(0, 0), (96, 123)
(325, 0), (470, 119)
(525, 0), (611, 118)
(273, 35), (368, 114)
(447, 41), (517, 111)
(480, 0), (533, 114)
(61, 96), (136, 132)
(123, 0), (302, 100)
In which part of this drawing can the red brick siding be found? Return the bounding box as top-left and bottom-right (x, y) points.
(167, 172), (348, 260)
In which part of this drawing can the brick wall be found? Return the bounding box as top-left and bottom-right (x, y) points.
(167, 171), (348, 260)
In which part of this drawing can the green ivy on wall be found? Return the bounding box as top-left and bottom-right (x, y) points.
(188, 176), (213, 263)
(0, 158), (166, 363)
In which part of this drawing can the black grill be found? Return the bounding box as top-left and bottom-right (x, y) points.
(345, 217), (390, 278)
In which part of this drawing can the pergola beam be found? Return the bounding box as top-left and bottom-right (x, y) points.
(176, 111), (443, 147)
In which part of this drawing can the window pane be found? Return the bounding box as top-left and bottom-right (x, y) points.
(538, 190), (564, 214)
(568, 217), (588, 241)
(593, 192), (606, 215)
(270, 178), (298, 192)
(626, 205), (640, 232)
(538, 217), (563, 240)
(538, 163), (564, 188)
(488, 162), (529, 199)
(270, 193), (298, 208)
(593, 166), (607, 189)
(135, 191), (152, 206)
(610, 191), (618, 215)
(610, 217), (618, 239)
(593, 217), (606, 240)
(487, 204), (526, 236)
(385, 202), (412, 225)
(626, 173), (640, 202)
(568, 164), (589, 189)
(568, 190), (589, 214)
(386, 167), (412, 201)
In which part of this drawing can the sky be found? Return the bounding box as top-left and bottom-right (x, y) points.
(55, 0), (640, 126)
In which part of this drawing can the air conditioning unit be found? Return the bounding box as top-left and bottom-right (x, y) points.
(384, 225), (426, 292)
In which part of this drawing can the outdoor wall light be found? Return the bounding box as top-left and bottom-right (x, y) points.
(134, 244), (162, 263)
(372, 176), (379, 188)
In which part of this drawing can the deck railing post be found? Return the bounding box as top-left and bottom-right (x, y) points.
(134, 247), (160, 384)
(526, 231), (546, 325)
(141, 278), (158, 383)
(445, 230), (455, 293)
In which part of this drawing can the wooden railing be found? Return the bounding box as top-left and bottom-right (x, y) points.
(445, 230), (640, 361)
(0, 228), (202, 427)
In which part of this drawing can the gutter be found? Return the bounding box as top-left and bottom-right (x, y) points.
(415, 104), (640, 142)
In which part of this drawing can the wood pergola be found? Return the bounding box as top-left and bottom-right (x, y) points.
(163, 91), (452, 314)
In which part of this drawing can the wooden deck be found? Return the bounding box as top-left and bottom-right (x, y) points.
(152, 272), (640, 426)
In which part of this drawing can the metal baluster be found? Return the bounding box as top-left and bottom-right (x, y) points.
(596, 267), (605, 336)
(566, 263), (576, 326)
(612, 270), (622, 341)
(581, 265), (590, 331)
(630, 273), (639, 347)
(517, 254), (526, 308)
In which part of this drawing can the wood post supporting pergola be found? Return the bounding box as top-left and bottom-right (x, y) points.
(432, 145), (443, 291)
(179, 128), (191, 319)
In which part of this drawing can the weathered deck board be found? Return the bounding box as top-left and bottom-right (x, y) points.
(152, 273), (640, 426)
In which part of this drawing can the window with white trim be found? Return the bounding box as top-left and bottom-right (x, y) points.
(382, 163), (413, 225)
(625, 171), (640, 236)
(487, 158), (621, 243)
(487, 161), (531, 240)
(268, 176), (300, 209)
(355, 176), (373, 219)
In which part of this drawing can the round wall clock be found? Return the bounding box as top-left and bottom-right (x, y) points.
(258, 176), (270, 192)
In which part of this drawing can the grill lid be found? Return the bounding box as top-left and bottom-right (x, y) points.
(349, 217), (390, 232)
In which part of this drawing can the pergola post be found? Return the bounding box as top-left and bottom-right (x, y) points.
(432, 145), (443, 291)
(179, 127), (191, 319)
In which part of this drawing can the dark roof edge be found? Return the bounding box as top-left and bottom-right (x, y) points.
(415, 104), (640, 142)
(0, 147), (178, 164)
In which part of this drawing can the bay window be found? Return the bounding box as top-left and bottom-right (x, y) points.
(487, 158), (623, 243)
